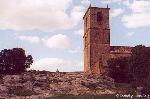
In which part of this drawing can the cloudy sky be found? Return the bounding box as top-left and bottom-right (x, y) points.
(0, 0), (150, 72)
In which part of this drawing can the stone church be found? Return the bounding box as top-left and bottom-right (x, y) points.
(83, 6), (131, 75)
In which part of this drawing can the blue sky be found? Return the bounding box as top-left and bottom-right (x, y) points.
(0, 0), (150, 72)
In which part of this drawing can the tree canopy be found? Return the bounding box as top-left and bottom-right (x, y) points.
(130, 45), (150, 87)
(0, 48), (33, 74)
(108, 45), (150, 88)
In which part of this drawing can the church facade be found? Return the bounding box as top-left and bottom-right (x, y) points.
(83, 6), (131, 75)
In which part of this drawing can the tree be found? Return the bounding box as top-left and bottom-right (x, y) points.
(108, 45), (150, 94)
(0, 48), (33, 74)
(130, 45), (150, 87)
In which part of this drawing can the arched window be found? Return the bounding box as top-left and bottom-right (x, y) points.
(97, 12), (103, 23)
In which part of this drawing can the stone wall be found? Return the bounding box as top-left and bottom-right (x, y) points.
(110, 46), (132, 59)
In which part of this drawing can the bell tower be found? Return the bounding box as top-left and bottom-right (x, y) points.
(83, 6), (110, 75)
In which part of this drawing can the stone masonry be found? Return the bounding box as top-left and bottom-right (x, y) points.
(83, 6), (132, 76)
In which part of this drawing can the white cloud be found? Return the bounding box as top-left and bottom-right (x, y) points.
(31, 58), (83, 72)
(129, 0), (150, 13)
(17, 35), (40, 44)
(81, 0), (90, 5)
(74, 29), (83, 36)
(42, 34), (70, 49)
(70, 6), (85, 27)
(111, 8), (124, 17)
(122, 1), (150, 28)
(69, 46), (82, 54)
(127, 32), (135, 37)
(102, 0), (122, 4)
(101, 0), (131, 6)
(122, 13), (150, 28)
(0, 0), (84, 31)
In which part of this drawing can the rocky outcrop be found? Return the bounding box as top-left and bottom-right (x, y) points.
(0, 71), (116, 98)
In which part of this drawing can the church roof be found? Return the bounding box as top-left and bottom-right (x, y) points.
(110, 46), (132, 54)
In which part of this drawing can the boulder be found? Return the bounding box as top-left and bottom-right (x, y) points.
(23, 81), (33, 90)
(0, 84), (8, 93)
(3, 75), (21, 85)
(22, 73), (33, 81)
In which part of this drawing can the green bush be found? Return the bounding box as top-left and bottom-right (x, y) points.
(0, 48), (33, 74)
(46, 94), (118, 99)
(108, 45), (150, 95)
(130, 45), (150, 87)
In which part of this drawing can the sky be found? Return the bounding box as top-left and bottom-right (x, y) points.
(0, 0), (150, 72)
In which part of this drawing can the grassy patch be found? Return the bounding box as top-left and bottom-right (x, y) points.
(46, 94), (117, 99)
(46, 94), (148, 99)
(115, 83), (136, 95)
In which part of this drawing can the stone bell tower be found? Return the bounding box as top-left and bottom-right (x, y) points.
(83, 6), (110, 75)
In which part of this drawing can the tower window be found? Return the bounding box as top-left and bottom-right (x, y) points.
(97, 12), (103, 23)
